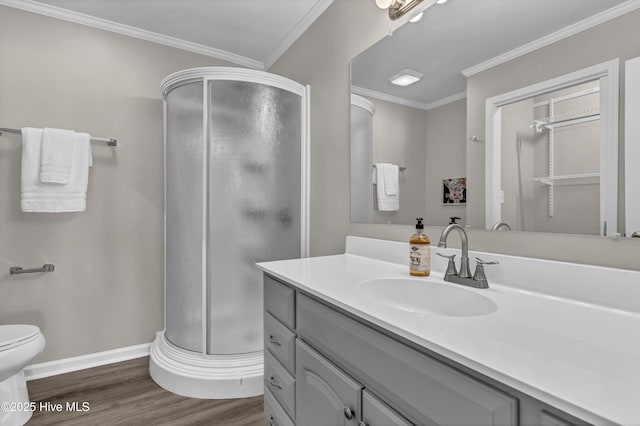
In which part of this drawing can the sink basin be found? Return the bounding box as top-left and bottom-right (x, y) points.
(357, 277), (497, 317)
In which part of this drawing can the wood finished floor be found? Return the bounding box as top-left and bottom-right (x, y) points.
(26, 357), (266, 426)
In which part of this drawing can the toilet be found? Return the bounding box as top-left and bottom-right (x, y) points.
(0, 325), (45, 426)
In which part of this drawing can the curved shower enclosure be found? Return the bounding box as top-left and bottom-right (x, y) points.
(150, 67), (309, 399)
(350, 94), (375, 223)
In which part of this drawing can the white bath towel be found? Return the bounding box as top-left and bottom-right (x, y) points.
(40, 127), (74, 184)
(383, 163), (398, 195)
(21, 127), (93, 212)
(374, 163), (399, 211)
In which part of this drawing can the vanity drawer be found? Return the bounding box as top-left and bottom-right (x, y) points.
(264, 274), (295, 330)
(264, 388), (295, 426)
(297, 294), (518, 426)
(265, 312), (296, 374)
(265, 350), (296, 421)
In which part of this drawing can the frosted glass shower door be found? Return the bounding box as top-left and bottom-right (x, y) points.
(165, 81), (204, 352)
(207, 80), (301, 355)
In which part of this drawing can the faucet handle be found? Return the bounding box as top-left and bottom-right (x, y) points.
(437, 252), (455, 260)
(437, 252), (458, 277)
(475, 257), (499, 266)
(472, 258), (498, 288)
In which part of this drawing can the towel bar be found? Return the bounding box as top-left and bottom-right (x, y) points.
(9, 264), (55, 275)
(373, 164), (407, 171)
(0, 127), (117, 146)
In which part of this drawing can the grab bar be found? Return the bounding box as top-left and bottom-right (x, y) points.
(9, 264), (55, 275)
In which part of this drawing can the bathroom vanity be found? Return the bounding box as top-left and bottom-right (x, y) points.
(257, 237), (640, 426)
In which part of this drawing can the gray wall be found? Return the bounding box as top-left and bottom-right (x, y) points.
(0, 6), (233, 362)
(270, 0), (398, 256)
(272, 0), (640, 270)
(424, 99), (467, 226)
(371, 98), (426, 225)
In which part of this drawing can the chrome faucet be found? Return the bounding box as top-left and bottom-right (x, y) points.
(438, 224), (471, 278)
(491, 222), (511, 231)
(437, 224), (498, 289)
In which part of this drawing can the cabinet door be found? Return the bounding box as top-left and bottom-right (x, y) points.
(362, 390), (414, 426)
(540, 410), (577, 426)
(296, 340), (362, 426)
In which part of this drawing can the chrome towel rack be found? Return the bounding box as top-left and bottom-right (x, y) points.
(10, 264), (55, 275)
(373, 164), (407, 171)
(0, 127), (117, 146)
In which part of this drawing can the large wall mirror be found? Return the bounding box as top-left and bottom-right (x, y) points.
(350, 0), (640, 237)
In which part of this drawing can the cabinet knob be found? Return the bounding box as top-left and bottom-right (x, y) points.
(344, 407), (354, 420)
(269, 376), (283, 390)
(269, 334), (282, 346)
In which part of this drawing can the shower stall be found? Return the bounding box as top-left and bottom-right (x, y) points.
(150, 67), (309, 399)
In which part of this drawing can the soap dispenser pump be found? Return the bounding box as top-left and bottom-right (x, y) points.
(410, 217), (430, 276)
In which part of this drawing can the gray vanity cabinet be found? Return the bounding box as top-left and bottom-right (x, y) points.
(296, 339), (413, 426)
(296, 340), (362, 425)
(297, 293), (517, 426)
(263, 273), (588, 426)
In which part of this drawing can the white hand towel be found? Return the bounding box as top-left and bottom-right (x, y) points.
(374, 163), (399, 211)
(21, 128), (93, 213)
(383, 164), (399, 195)
(40, 127), (75, 184)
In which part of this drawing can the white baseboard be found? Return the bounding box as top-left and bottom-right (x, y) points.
(24, 343), (151, 381)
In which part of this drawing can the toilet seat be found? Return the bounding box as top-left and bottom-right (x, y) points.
(0, 325), (41, 352)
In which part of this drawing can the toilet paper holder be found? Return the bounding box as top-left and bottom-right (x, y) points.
(9, 264), (55, 275)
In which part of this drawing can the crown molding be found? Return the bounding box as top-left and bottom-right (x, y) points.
(351, 85), (431, 110)
(351, 85), (465, 111)
(0, 0), (265, 70)
(462, 0), (640, 77)
(264, 0), (335, 70)
(423, 91), (467, 110)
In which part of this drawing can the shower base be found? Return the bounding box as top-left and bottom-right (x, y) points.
(149, 331), (263, 399)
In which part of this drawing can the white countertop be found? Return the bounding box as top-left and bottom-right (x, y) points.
(257, 239), (640, 426)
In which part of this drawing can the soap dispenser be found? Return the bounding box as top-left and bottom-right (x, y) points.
(410, 217), (430, 276)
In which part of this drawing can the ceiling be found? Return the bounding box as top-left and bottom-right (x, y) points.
(352, 0), (632, 109)
(12, 0), (334, 70)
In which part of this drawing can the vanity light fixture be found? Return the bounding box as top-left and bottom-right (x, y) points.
(375, 0), (424, 21)
(389, 69), (423, 86)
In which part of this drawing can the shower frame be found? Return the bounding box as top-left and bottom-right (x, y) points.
(150, 67), (309, 399)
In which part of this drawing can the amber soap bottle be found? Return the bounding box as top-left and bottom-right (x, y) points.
(409, 217), (430, 276)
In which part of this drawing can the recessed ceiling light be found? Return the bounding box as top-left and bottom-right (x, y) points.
(389, 69), (424, 87)
(409, 11), (424, 22)
(436, 0), (448, 4)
